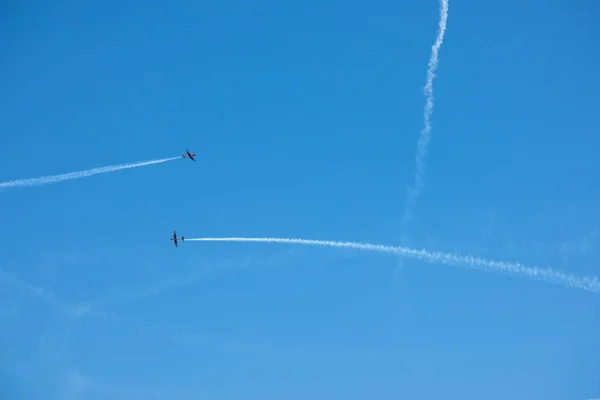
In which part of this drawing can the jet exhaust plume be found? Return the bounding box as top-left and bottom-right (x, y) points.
(187, 237), (600, 293)
(395, 0), (449, 286)
(402, 0), (449, 226)
(0, 157), (179, 190)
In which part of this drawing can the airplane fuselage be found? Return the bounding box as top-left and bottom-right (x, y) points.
(170, 230), (184, 247)
(183, 149), (196, 161)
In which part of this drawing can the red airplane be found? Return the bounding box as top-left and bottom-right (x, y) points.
(182, 149), (196, 161)
(170, 230), (184, 247)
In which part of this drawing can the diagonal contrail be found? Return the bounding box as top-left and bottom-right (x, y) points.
(0, 268), (90, 316)
(0, 156), (180, 190)
(187, 237), (600, 294)
(395, 0), (449, 286)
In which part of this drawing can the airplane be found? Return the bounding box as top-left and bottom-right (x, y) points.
(170, 230), (184, 247)
(182, 149), (196, 161)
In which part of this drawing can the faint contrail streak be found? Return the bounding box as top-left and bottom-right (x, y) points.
(395, 0), (449, 286)
(187, 237), (600, 293)
(0, 268), (89, 316)
(0, 156), (179, 190)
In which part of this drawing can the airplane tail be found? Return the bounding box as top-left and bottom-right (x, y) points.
(181, 236), (185, 241)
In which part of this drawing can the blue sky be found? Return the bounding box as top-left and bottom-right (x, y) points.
(1, 0), (599, 398)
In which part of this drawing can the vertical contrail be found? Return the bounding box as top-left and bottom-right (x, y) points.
(187, 237), (600, 294)
(0, 156), (179, 190)
(395, 0), (449, 286)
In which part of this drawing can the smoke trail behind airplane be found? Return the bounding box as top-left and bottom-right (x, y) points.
(395, 0), (449, 287)
(0, 156), (179, 190)
(187, 237), (600, 293)
(401, 0), (449, 226)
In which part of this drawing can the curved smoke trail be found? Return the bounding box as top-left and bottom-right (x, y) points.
(187, 237), (600, 294)
(0, 156), (179, 190)
(396, 0), (449, 286)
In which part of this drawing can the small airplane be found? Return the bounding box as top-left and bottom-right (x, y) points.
(170, 230), (184, 247)
(182, 149), (196, 161)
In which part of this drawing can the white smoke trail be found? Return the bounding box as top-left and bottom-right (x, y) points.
(402, 0), (449, 223)
(0, 156), (179, 190)
(0, 268), (89, 316)
(395, 0), (449, 286)
(187, 237), (600, 294)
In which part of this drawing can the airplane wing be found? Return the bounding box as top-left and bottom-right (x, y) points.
(185, 150), (196, 160)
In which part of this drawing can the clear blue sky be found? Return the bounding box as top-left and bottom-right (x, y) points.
(1, 0), (599, 399)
